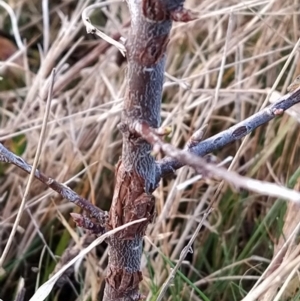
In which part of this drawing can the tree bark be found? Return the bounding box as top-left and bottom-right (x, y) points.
(2, 1), (300, 300)
(103, 0), (188, 299)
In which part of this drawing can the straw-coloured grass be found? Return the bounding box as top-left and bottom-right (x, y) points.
(1, 0), (300, 300)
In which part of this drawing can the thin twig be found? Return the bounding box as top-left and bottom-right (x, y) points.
(0, 69), (55, 268)
(225, 37), (300, 177)
(133, 119), (300, 202)
(157, 88), (300, 180)
(176, 156), (233, 191)
(0, 143), (107, 224)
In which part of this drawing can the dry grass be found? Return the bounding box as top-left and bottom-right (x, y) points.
(1, 0), (300, 300)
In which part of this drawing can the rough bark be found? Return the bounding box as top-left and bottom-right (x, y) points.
(0, 0), (300, 301)
(3, 0), (300, 300)
(103, 0), (191, 299)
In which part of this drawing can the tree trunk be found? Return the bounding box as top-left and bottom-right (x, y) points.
(103, 0), (186, 299)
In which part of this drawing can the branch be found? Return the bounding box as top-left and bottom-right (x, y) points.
(156, 89), (300, 181)
(133, 120), (300, 202)
(0, 68), (56, 269)
(0, 143), (108, 225)
(101, 0), (196, 299)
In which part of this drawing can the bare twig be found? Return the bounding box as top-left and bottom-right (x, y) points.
(0, 69), (55, 267)
(133, 120), (300, 202)
(157, 89), (300, 181)
(0, 142), (108, 224)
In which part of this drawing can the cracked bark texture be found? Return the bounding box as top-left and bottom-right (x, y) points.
(103, 0), (186, 299)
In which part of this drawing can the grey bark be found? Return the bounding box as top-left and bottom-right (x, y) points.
(103, 0), (189, 299)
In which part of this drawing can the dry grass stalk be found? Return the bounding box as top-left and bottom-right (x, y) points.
(1, 0), (300, 300)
